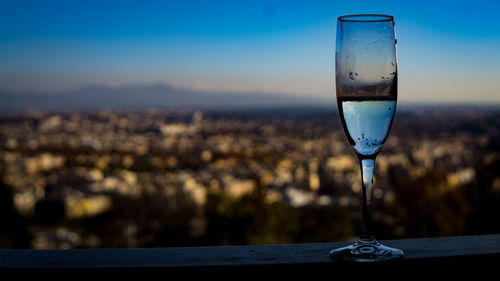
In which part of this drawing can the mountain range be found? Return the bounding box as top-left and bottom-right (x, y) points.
(0, 83), (329, 111)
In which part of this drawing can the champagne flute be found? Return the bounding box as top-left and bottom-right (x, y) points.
(329, 14), (404, 262)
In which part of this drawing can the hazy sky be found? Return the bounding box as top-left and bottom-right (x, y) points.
(1, 0), (499, 103)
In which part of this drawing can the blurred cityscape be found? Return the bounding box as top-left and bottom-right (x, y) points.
(0, 105), (499, 249)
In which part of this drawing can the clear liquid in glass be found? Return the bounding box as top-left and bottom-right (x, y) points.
(337, 96), (397, 156)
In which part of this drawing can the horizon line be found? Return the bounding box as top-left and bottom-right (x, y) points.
(1, 81), (499, 106)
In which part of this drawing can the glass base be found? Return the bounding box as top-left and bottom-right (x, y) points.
(330, 238), (404, 262)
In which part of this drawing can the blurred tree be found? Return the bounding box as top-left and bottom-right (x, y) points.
(0, 178), (31, 248)
(465, 152), (500, 234)
(202, 190), (353, 245)
(294, 206), (353, 243)
(389, 165), (468, 238)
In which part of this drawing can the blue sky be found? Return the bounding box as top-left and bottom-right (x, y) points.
(1, 0), (499, 103)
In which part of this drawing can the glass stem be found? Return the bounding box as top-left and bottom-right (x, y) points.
(359, 158), (375, 242)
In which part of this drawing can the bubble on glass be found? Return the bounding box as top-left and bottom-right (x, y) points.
(349, 71), (356, 80)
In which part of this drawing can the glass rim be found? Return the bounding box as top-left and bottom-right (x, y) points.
(337, 14), (394, 22)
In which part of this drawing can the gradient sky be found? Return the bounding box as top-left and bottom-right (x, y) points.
(1, 0), (499, 103)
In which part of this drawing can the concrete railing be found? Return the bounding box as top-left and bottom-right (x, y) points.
(1, 234), (499, 277)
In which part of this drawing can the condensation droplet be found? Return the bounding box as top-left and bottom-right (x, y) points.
(349, 71), (355, 80)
